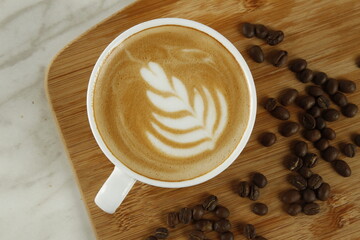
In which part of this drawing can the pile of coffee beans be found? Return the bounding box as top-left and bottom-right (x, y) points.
(242, 224), (268, 240)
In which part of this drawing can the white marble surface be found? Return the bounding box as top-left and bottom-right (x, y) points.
(0, 0), (136, 239)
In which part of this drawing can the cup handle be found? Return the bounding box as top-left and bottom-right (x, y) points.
(95, 166), (136, 214)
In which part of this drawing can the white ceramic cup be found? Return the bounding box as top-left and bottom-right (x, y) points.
(87, 18), (256, 214)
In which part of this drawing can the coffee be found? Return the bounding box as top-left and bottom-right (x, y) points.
(93, 25), (250, 181)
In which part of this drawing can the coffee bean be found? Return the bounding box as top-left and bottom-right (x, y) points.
(195, 219), (213, 232)
(264, 98), (277, 112)
(252, 203), (268, 216)
(317, 182), (331, 201)
(307, 174), (323, 190)
(321, 146), (339, 162)
(301, 113), (316, 129)
(289, 58), (307, 72)
(214, 219), (231, 233)
(271, 106), (290, 120)
(255, 24), (268, 39)
(355, 134), (360, 147)
(297, 69), (314, 83)
(242, 22), (255, 38)
(303, 202), (320, 215)
(338, 79), (356, 93)
(249, 183), (260, 201)
(248, 45), (264, 63)
(255, 236), (268, 240)
(342, 103), (358, 117)
(324, 78), (338, 95)
(312, 72), (328, 85)
(307, 106), (322, 118)
(316, 95), (330, 109)
(282, 189), (301, 203)
(303, 129), (321, 142)
(288, 174), (307, 190)
(179, 207), (193, 224)
(303, 153), (318, 168)
(279, 121), (300, 137)
(307, 85), (324, 97)
(297, 95), (315, 110)
(286, 203), (302, 216)
(243, 224), (256, 240)
(145, 236), (157, 240)
(298, 166), (313, 179)
(294, 141), (308, 157)
(322, 108), (340, 122)
(266, 30), (284, 45)
(314, 138), (329, 151)
(260, 132), (276, 147)
(192, 205), (205, 221)
(215, 206), (230, 219)
(357, 56), (360, 68)
(321, 128), (336, 140)
(252, 172), (268, 188)
(189, 230), (205, 240)
(302, 189), (316, 203)
(202, 195), (218, 211)
(332, 160), (351, 177)
(238, 181), (250, 197)
(271, 50), (288, 67)
(343, 143), (356, 157)
(315, 117), (326, 130)
(286, 155), (303, 171)
(331, 92), (348, 107)
(155, 228), (169, 239)
(280, 88), (299, 106)
(167, 212), (179, 228)
(221, 232), (234, 240)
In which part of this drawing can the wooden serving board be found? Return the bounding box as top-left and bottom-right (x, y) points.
(45, 0), (360, 239)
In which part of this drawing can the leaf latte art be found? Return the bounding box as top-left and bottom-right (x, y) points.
(140, 62), (228, 157)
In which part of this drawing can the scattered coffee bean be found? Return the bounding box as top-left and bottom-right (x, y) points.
(314, 138), (329, 151)
(243, 224), (256, 240)
(355, 134), (360, 147)
(303, 129), (321, 142)
(286, 155), (303, 171)
(249, 45), (264, 63)
(271, 106), (290, 120)
(307, 85), (324, 97)
(202, 195), (218, 211)
(331, 92), (348, 107)
(255, 236), (268, 240)
(214, 219), (231, 233)
(289, 58), (307, 72)
(255, 24), (268, 39)
(297, 95), (315, 110)
(317, 182), (331, 201)
(249, 183), (260, 201)
(307, 106), (321, 118)
(179, 207), (193, 224)
(307, 174), (323, 190)
(294, 141), (308, 157)
(298, 166), (313, 179)
(280, 88), (299, 106)
(279, 121), (300, 137)
(215, 206), (230, 219)
(324, 78), (338, 95)
(321, 128), (336, 140)
(260, 132), (276, 147)
(195, 219), (213, 232)
(192, 205), (205, 221)
(297, 69), (314, 83)
(264, 98), (277, 112)
(357, 56), (360, 68)
(252, 173), (268, 188)
(282, 189), (301, 203)
(303, 153), (318, 168)
(221, 232), (234, 240)
(321, 146), (339, 162)
(286, 203), (302, 216)
(288, 174), (307, 190)
(242, 23), (255, 38)
(266, 30), (284, 45)
(167, 212), (179, 228)
(301, 113), (316, 129)
(316, 95), (330, 109)
(322, 108), (340, 122)
(338, 79), (356, 93)
(155, 228), (169, 239)
(343, 143), (356, 157)
(303, 202), (320, 215)
(342, 103), (358, 117)
(315, 117), (326, 130)
(271, 50), (288, 67)
(312, 72), (328, 85)
(189, 230), (205, 240)
(302, 189), (316, 203)
(252, 203), (268, 216)
(332, 160), (351, 177)
(238, 181), (250, 198)
(145, 236), (157, 240)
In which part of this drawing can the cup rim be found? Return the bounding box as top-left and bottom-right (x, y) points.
(87, 18), (257, 188)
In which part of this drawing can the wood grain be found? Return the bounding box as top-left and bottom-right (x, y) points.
(45, 0), (360, 239)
